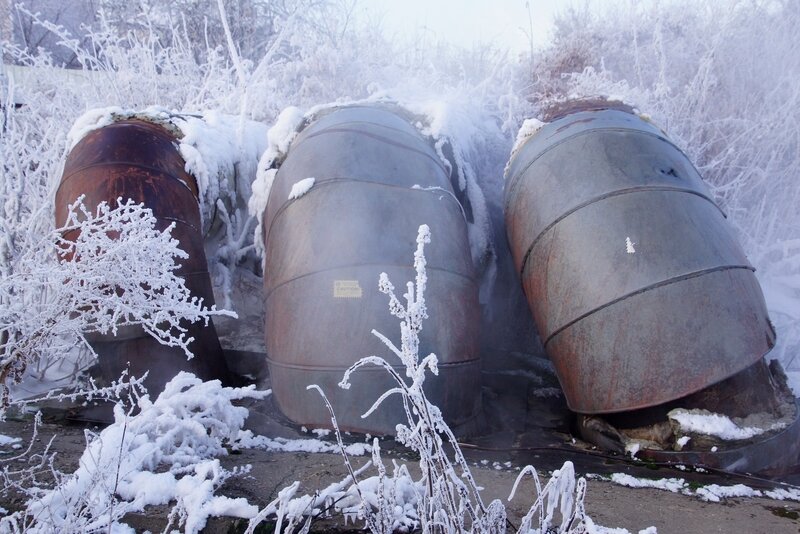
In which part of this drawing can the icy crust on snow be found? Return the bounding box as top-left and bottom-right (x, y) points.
(247, 98), (494, 274)
(610, 473), (687, 493)
(667, 408), (789, 441)
(12, 373), (267, 534)
(0, 433), (21, 446)
(508, 117), (546, 162)
(398, 96), (494, 273)
(247, 106), (306, 261)
(66, 106), (268, 231)
(288, 177), (316, 200)
(236, 430), (372, 456)
(606, 473), (800, 504)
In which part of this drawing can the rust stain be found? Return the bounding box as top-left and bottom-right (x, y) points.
(56, 119), (230, 395)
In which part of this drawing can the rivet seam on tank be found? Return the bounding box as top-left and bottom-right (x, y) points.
(57, 161), (198, 200)
(263, 180), (470, 276)
(297, 126), (450, 176)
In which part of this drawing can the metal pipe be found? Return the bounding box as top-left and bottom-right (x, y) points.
(505, 101), (775, 414)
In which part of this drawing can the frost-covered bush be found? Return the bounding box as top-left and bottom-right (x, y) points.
(1, 372), (266, 533)
(0, 196), (233, 408)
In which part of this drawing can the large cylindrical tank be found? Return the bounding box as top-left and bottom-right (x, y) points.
(261, 105), (481, 435)
(56, 119), (230, 394)
(504, 101), (775, 414)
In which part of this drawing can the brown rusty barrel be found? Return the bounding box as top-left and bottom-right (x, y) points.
(504, 102), (775, 414)
(56, 119), (230, 394)
(261, 105), (481, 435)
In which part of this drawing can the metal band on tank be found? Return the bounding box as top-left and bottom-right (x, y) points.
(263, 179), (473, 295)
(158, 216), (200, 233)
(506, 128), (702, 216)
(265, 356), (481, 372)
(293, 125), (450, 177)
(57, 162), (198, 198)
(506, 110), (689, 203)
(504, 109), (671, 185)
(263, 261), (476, 304)
(542, 264), (755, 348)
(267, 176), (467, 234)
(516, 185), (726, 281)
(299, 120), (433, 149)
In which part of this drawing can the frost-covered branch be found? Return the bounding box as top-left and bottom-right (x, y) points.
(0, 197), (235, 409)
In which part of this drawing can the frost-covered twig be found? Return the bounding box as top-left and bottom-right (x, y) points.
(328, 225), (600, 533)
(6, 370), (147, 413)
(337, 225), (499, 533)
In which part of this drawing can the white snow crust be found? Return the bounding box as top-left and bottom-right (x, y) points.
(765, 487), (800, 501)
(607, 472), (800, 504)
(695, 484), (762, 503)
(288, 177), (316, 200)
(0, 433), (21, 446)
(509, 117), (546, 161)
(668, 408), (788, 441)
(236, 431), (372, 456)
(248, 106), (306, 260)
(67, 107), (268, 230)
(15, 373), (267, 533)
(610, 473), (687, 493)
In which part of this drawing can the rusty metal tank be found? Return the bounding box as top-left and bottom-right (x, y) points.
(56, 119), (230, 394)
(504, 101), (775, 414)
(261, 105), (481, 435)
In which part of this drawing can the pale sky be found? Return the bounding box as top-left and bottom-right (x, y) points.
(356, 0), (591, 51)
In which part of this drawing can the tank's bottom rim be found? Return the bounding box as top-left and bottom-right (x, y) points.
(564, 350), (772, 415)
(637, 398), (800, 476)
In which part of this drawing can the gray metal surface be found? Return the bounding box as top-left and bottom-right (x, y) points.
(505, 106), (775, 414)
(261, 105), (481, 435)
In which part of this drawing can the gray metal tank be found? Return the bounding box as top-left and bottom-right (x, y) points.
(260, 105), (481, 435)
(504, 101), (775, 414)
